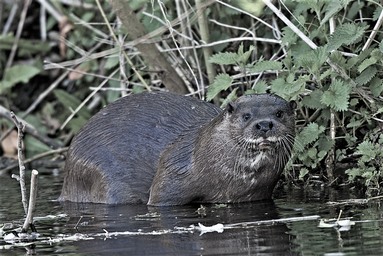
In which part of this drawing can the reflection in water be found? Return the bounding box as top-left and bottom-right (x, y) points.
(61, 201), (297, 255)
(1, 174), (383, 255)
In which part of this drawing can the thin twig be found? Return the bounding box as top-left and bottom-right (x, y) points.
(180, 0), (204, 96)
(25, 72), (68, 117)
(161, 37), (281, 52)
(74, 216), (84, 232)
(156, 0), (198, 92)
(2, 2), (18, 35)
(36, 0), (65, 22)
(117, 17), (128, 97)
(44, 0), (216, 71)
(325, 17), (336, 183)
(209, 19), (256, 38)
(70, 13), (108, 38)
(0, 147), (68, 176)
(22, 170), (39, 233)
(362, 9), (383, 51)
(39, 1), (47, 41)
(6, 0), (32, 69)
(10, 112), (28, 215)
(95, 0), (150, 91)
(0, 105), (62, 149)
(195, 0), (215, 89)
(216, 0), (276, 32)
(262, 0), (317, 49)
(60, 69), (120, 130)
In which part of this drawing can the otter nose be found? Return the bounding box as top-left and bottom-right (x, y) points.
(255, 121), (273, 133)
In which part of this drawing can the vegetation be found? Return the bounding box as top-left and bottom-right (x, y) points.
(0, 0), (382, 197)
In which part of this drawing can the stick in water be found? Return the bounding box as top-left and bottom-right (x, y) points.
(10, 111), (28, 215)
(22, 170), (39, 233)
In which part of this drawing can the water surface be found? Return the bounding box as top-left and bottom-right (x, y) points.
(1, 172), (382, 255)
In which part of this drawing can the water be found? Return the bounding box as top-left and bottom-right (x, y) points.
(1, 172), (383, 255)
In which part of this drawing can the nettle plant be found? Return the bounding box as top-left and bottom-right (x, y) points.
(206, 1), (383, 196)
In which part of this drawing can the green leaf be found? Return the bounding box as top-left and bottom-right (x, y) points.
(248, 60), (282, 73)
(231, 0), (265, 16)
(251, 80), (268, 93)
(302, 90), (326, 109)
(271, 76), (306, 100)
(346, 116), (364, 128)
(347, 1), (364, 20)
(297, 46), (328, 74)
(24, 135), (51, 158)
(356, 141), (377, 162)
(345, 168), (362, 180)
(0, 35), (51, 55)
(320, 69), (332, 80)
(330, 51), (349, 69)
(206, 73), (233, 101)
(53, 89), (91, 120)
(369, 77), (383, 97)
(104, 56), (119, 69)
(373, 7), (383, 21)
(355, 66), (377, 86)
(295, 123), (325, 151)
(357, 57), (377, 73)
(221, 88), (238, 108)
(318, 137), (334, 156)
(321, 0), (343, 26)
(281, 27), (298, 46)
(320, 79), (351, 111)
(209, 52), (239, 65)
(299, 168), (309, 180)
(308, 147), (317, 159)
(379, 39), (383, 53)
(0, 65), (40, 93)
(209, 45), (255, 65)
(238, 44), (255, 64)
(328, 23), (367, 51)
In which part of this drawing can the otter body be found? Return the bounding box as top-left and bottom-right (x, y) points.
(59, 92), (296, 206)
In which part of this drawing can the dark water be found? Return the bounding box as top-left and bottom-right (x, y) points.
(1, 172), (383, 255)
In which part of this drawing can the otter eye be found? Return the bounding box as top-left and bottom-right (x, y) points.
(276, 110), (284, 118)
(242, 113), (251, 122)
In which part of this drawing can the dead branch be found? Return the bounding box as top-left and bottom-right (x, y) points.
(22, 169), (39, 233)
(108, 0), (189, 94)
(0, 105), (62, 149)
(10, 111), (28, 215)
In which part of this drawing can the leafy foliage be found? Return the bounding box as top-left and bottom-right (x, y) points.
(0, 65), (41, 93)
(248, 60), (282, 73)
(209, 45), (254, 65)
(209, 52), (241, 65)
(320, 79), (351, 111)
(204, 0), (383, 195)
(295, 123), (326, 151)
(53, 89), (91, 133)
(206, 74), (233, 101)
(345, 135), (383, 196)
(327, 23), (367, 51)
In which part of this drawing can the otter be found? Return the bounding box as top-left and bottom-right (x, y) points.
(59, 92), (296, 206)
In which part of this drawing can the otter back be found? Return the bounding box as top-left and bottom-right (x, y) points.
(59, 92), (221, 204)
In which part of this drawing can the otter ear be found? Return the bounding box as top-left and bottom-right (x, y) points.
(226, 102), (237, 114)
(289, 100), (297, 109)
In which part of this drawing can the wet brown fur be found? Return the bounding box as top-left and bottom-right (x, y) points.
(59, 92), (295, 206)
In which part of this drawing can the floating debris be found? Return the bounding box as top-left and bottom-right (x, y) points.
(196, 223), (224, 235)
(318, 210), (355, 231)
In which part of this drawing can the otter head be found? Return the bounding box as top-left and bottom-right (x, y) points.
(225, 94), (296, 170)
